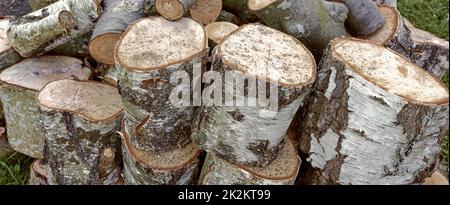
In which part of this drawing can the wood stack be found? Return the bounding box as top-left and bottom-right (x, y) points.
(0, 0), (447, 185)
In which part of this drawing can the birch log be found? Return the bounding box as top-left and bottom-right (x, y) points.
(205, 21), (238, 47)
(29, 159), (48, 185)
(0, 17), (22, 71)
(361, 6), (413, 60)
(247, 0), (349, 57)
(191, 24), (316, 167)
(0, 127), (14, 158)
(339, 0), (385, 36)
(404, 19), (449, 79)
(121, 124), (201, 185)
(0, 56), (92, 159)
(115, 17), (208, 153)
(6, 0), (101, 57)
(198, 137), (300, 185)
(297, 38), (449, 185)
(37, 79), (123, 185)
(27, 0), (58, 11)
(222, 0), (259, 23)
(49, 33), (91, 58)
(89, 0), (146, 65)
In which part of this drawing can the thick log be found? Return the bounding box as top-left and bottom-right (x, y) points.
(297, 38), (449, 185)
(37, 79), (123, 185)
(191, 24), (316, 167)
(89, 0), (146, 65)
(115, 17), (208, 153)
(248, 0), (348, 57)
(0, 56), (92, 159)
(103, 65), (119, 87)
(29, 159), (48, 185)
(198, 137), (300, 185)
(0, 17), (22, 71)
(27, 0), (58, 11)
(404, 19), (449, 79)
(339, 0), (385, 36)
(373, 0), (397, 8)
(6, 0), (101, 57)
(222, 0), (259, 23)
(361, 6), (413, 60)
(121, 124), (201, 185)
(205, 21), (238, 47)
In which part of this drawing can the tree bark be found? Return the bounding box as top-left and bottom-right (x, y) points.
(29, 159), (48, 185)
(191, 23), (316, 167)
(323, 0), (349, 24)
(121, 124), (202, 185)
(37, 79), (123, 185)
(0, 16), (22, 71)
(217, 10), (243, 25)
(404, 19), (449, 79)
(198, 137), (300, 185)
(297, 38), (449, 185)
(27, 0), (58, 11)
(89, 0), (147, 65)
(339, 0), (385, 36)
(222, 0), (259, 23)
(248, 0), (349, 57)
(0, 127), (14, 158)
(0, 56), (92, 159)
(115, 17), (208, 153)
(6, 0), (101, 57)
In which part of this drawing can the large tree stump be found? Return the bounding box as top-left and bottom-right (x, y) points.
(339, 0), (385, 36)
(0, 16), (22, 71)
(89, 0), (146, 65)
(205, 21), (238, 47)
(29, 159), (48, 185)
(115, 17), (208, 153)
(191, 24), (316, 167)
(6, 0), (101, 57)
(404, 19), (449, 79)
(37, 79), (123, 185)
(297, 38), (449, 185)
(323, 0), (349, 24)
(198, 137), (300, 185)
(361, 6), (413, 60)
(248, 0), (349, 57)
(121, 124), (201, 185)
(0, 56), (92, 159)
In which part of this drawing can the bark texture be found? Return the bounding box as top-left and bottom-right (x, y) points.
(222, 0), (259, 23)
(7, 0), (101, 57)
(217, 10), (243, 25)
(0, 16), (22, 71)
(297, 38), (449, 185)
(0, 127), (14, 158)
(29, 159), (48, 185)
(27, 0), (58, 11)
(341, 0), (385, 36)
(155, 0), (195, 21)
(49, 33), (91, 58)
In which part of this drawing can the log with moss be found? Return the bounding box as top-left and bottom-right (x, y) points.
(37, 79), (123, 185)
(0, 56), (92, 159)
(0, 17), (22, 71)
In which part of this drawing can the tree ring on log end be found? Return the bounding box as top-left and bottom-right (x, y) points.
(190, 0), (223, 25)
(205, 21), (238, 44)
(58, 10), (77, 30)
(115, 16), (207, 71)
(247, 0), (277, 11)
(155, 0), (185, 21)
(332, 38), (449, 105)
(89, 33), (122, 65)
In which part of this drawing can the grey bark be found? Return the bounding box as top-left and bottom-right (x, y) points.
(0, 16), (22, 71)
(341, 0), (385, 36)
(217, 10), (244, 25)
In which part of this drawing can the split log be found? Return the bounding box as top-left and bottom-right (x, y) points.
(422, 171), (449, 185)
(339, 0), (385, 36)
(191, 24), (316, 167)
(0, 127), (14, 158)
(222, 0), (259, 23)
(6, 0), (101, 57)
(361, 6), (413, 60)
(247, 0), (348, 57)
(115, 17), (208, 153)
(0, 17), (22, 71)
(404, 19), (449, 79)
(373, 0), (397, 8)
(37, 79), (123, 185)
(205, 21), (238, 47)
(121, 124), (202, 185)
(29, 159), (48, 185)
(198, 137), (300, 185)
(0, 56), (92, 159)
(297, 38), (449, 185)
(89, 0), (146, 65)
(27, 0), (58, 11)
(217, 10), (243, 25)
(155, 0), (222, 24)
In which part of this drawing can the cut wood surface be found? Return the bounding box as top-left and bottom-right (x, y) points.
(89, 0), (147, 65)
(205, 21), (238, 46)
(121, 124), (201, 185)
(0, 56), (92, 159)
(189, 0), (222, 25)
(198, 137), (300, 185)
(155, 0), (194, 21)
(340, 0), (385, 36)
(422, 171), (449, 185)
(6, 0), (101, 57)
(37, 79), (123, 185)
(115, 17), (207, 153)
(297, 38), (449, 185)
(192, 23), (316, 167)
(0, 16), (22, 71)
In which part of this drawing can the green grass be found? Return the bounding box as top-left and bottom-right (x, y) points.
(0, 152), (32, 185)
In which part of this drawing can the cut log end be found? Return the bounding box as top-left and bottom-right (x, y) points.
(115, 17), (207, 71)
(247, 0), (277, 11)
(422, 171), (449, 185)
(332, 38), (449, 105)
(205, 21), (238, 44)
(218, 23), (316, 86)
(362, 6), (398, 45)
(37, 80), (123, 122)
(58, 10), (77, 30)
(155, 0), (185, 21)
(189, 0), (223, 25)
(89, 33), (122, 65)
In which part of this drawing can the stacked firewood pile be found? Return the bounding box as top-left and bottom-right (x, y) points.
(0, 0), (448, 185)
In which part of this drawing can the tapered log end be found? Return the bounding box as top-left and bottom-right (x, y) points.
(218, 23), (316, 87)
(155, 0), (185, 21)
(115, 16), (207, 71)
(89, 33), (122, 65)
(247, 0), (277, 11)
(190, 0), (223, 25)
(331, 38), (449, 104)
(205, 21), (238, 44)
(37, 80), (123, 122)
(361, 6), (398, 45)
